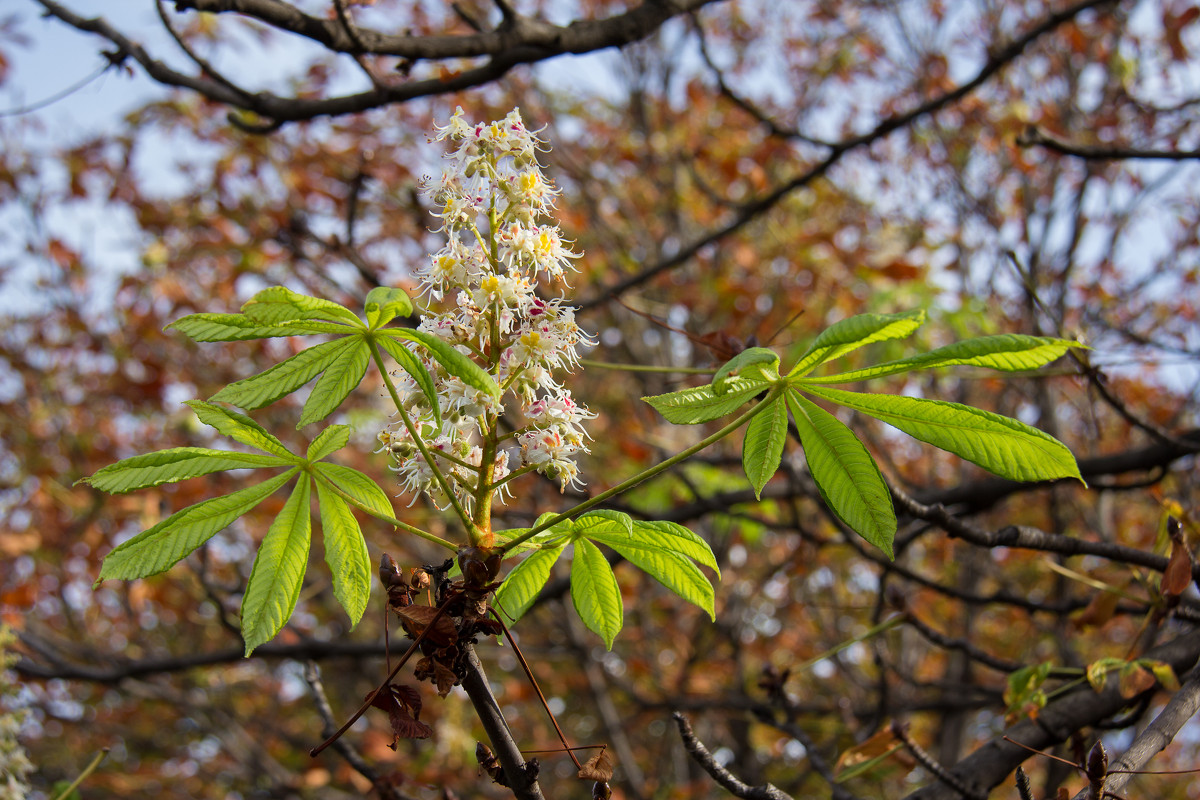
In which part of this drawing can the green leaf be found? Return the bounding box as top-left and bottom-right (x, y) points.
(628, 520), (720, 576)
(210, 337), (356, 411)
(800, 335), (1079, 384)
(573, 509), (633, 539)
(186, 401), (296, 460)
(365, 286), (413, 329)
(786, 390), (896, 558)
(493, 513), (573, 553)
(643, 381), (766, 424)
(375, 336), (442, 429)
(493, 544), (568, 623)
(789, 310), (925, 378)
(313, 463), (394, 519)
(82, 448), (286, 494)
(712, 347), (780, 394)
(584, 535), (715, 620)
(298, 340), (371, 427)
(742, 395), (788, 499)
(241, 479), (313, 655)
(97, 469), (298, 583)
(167, 313), (303, 342)
(314, 479), (371, 627)
(571, 538), (623, 649)
(306, 426), (351, 462)
(802, 386), (1083, 483)
(384, 328), (501, 400)
(242, 286), (363, 328)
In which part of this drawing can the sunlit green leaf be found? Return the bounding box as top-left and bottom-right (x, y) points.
(82, 448), (285, 494)
(241, 479), (312, 655)
(374, 336), (442, 429)
(786, 390), (895, 557)
(297, 340), (371, 427)
(802, 386), (1082, 483)
(643, 381), (766, 424)
(712, 347), (780, 394)
(789, 310), (925, 378)
(306, 425), (351, 462)
(210, 338), (356, 411)
(800, 334), (1079, 384)
(365, 286), (413, 328)
(96, 470), (298, 583)
(628, 520), (720, 576)
(494, 544), (568, 623)
(742, 394), (788, 499)
(242, 286), (363, 328)
(313, 463), (394, 519)
(186, 401), (296, 460)
(315, 479), (371, 626)
(167, 313), (302, 342)
(383, 328), (501, 400)
(584, 535), (715, 620)
(573, 509), (632, 539)
(571, 538), (623, 649)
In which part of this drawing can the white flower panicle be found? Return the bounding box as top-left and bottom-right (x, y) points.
(384, 108), (596, 510)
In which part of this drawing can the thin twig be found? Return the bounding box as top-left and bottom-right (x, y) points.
(672, 712), (794, 800)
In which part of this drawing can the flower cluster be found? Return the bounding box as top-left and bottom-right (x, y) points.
(381, 108), (595, 511)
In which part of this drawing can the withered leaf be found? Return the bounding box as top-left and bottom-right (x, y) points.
(834, 726), (902, 777)
(578, 748), (615, 782)
(396, 604), (458, 647)
(1118, 663), (1157, 699)
(368, 683), (433, 747)
(1162, 528), (1193, 600)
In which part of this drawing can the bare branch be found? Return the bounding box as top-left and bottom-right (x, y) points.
(1018, 125), (1200, 161)
(672, 712), (794, 800)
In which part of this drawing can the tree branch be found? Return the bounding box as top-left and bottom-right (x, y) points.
(672, 712), (794, 800)
(901, 628), (1200, 800)
(1018, 125), (1200, 161)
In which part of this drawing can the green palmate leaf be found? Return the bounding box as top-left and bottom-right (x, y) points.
(241, 479), (312, 655)
(712, 347), (780, 395)
(801, 334), (1079, 384)
(313, 463), (394, 519)
(365, 286), (413, 329)
(494, 514), (573, 553)
(790, 310), (925, 378)
(375, 336), (442, 429)
(210, 337), (357, 411)
(307, 425), (351, 462)
(571, 538), (623, 649)
(742, 394), (788, 499)
(96, 469), (298, 583)
(314, 479), (371, 627)
(82, 448), (286, 494)
(186, 401), (296, 460)
(384, 328), (501, 401)
(167, 313), (303, 342)
(802, 386), (1083, 483)
(643, 381), (766, 424)
(297, 340), (371, 427)
(494, 543), (568, 623)
(584, 533), (715, 620)
(786, 390), (896, 558)
(242, 286), (363, 328)
(573, 509), (633, 539)
(628, 520), (721, 576)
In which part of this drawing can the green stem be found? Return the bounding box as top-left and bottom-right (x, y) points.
(368, 340), (478, 540)
(51, 749), (109, 800)
(313, 471), (457, 552)
(504, 392), (778, 551)
(790, 614), (904, 675)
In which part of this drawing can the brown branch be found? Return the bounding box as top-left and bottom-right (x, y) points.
(34, 0), (723, 126)
(1018, 125), (1200, 161)
(672, 712), (794, 800)
(901, 628), (1200, 800)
